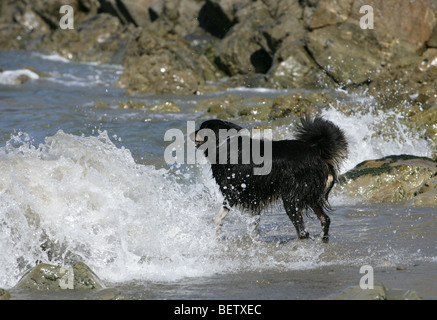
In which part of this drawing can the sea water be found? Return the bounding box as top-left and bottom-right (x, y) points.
(0, 51), (436, 299)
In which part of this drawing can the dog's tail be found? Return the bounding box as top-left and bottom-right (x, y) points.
(295, 116), (348, 173)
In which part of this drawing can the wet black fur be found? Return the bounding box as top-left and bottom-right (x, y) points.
(194, 117), (348, 242)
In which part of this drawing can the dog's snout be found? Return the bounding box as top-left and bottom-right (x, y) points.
(190, 131), (204, 143)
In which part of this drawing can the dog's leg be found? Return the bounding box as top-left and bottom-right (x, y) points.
(248, 214), (261, 238)
(283, 198), (309, 240)
(214, 206), (230, 226)
(311, 204), (331, 243)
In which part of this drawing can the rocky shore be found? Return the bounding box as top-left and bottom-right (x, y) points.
(1, 0), (437, 96)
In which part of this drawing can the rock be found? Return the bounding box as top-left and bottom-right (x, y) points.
(116, 0), (155, 27)
(267, 44), (329, 89)
(79, 0), (101, 14)
(351, 0), (435, 52)
(195, 94), (274, 121)
(332, 280), (422, 300)
(195, 94), (242, 113)
(117, 30), (219, 94)
(99, 0), (135, 25)
(410, 177), (437, 206)
(212, 0), (306, 79)
(213, 1), (274, 76)
(32, 13), (138, 64)
(236, 96), (273, 121)
(269, 92), (320, 120)
(117, 54), (203, 94)
(112, 100), (182, 112)
(93, 288), (127, 300)
(198, 0), (242, 38)
(0, 288), (11, 300)
(306, 22), (381, 85)
(305, 0), (353, 29)
(93, 101), (109, 108)
(385, 289), (423, 300)
(1, 0), (437, 99)
(147, 0), (205, 37)
(0, 23), (26, 50)
(15, 262), (105, 291)
(119, 100), (148, 109)
(149, 101), (181, 112)
(12, 4), (51, 33)
(31, 0), (89, 28)
(428, 25), (437, 48)
(305, 0), (436, 86)
(195, 91), (332, 121)
(338, 155), (437, 205)
(333, 281), (387, 300)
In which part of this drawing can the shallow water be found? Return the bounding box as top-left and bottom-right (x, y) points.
(0, 51), (436, 299)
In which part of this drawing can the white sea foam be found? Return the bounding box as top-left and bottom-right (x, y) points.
(0, 69), (39, 85)
(320, 105), (433, 172)
(33, 52), (71, 63)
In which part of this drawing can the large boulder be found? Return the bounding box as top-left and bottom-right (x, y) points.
(338, 155), (437, 205)
(212, 0), (305, 76)
(213, 1), (274, 75)
(31, 13), (138, 64)
(305, 0), (436, 85)
(14, 262), (105, 291)
(117, 30), (219, 94)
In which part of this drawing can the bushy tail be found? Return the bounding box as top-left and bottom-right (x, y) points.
(295, 117), (348, 172)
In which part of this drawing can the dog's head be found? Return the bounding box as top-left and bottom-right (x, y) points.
(190, 120), (244, 148)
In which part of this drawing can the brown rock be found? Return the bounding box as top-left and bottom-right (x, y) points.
(338, 155), (437, 205)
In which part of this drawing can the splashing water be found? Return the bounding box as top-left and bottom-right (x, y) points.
(320, 106), (433, 172)
(0, 130), (334, 287)
(1, 100), (435, 288)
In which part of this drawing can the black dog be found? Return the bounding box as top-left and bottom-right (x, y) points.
(191, 117), (348, 243)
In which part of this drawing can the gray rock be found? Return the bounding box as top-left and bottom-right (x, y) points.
(15, 262), (105, 291)
(0, 288), (11, 300)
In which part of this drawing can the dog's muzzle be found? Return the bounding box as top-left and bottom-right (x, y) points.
(189, 131), (204, 147)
